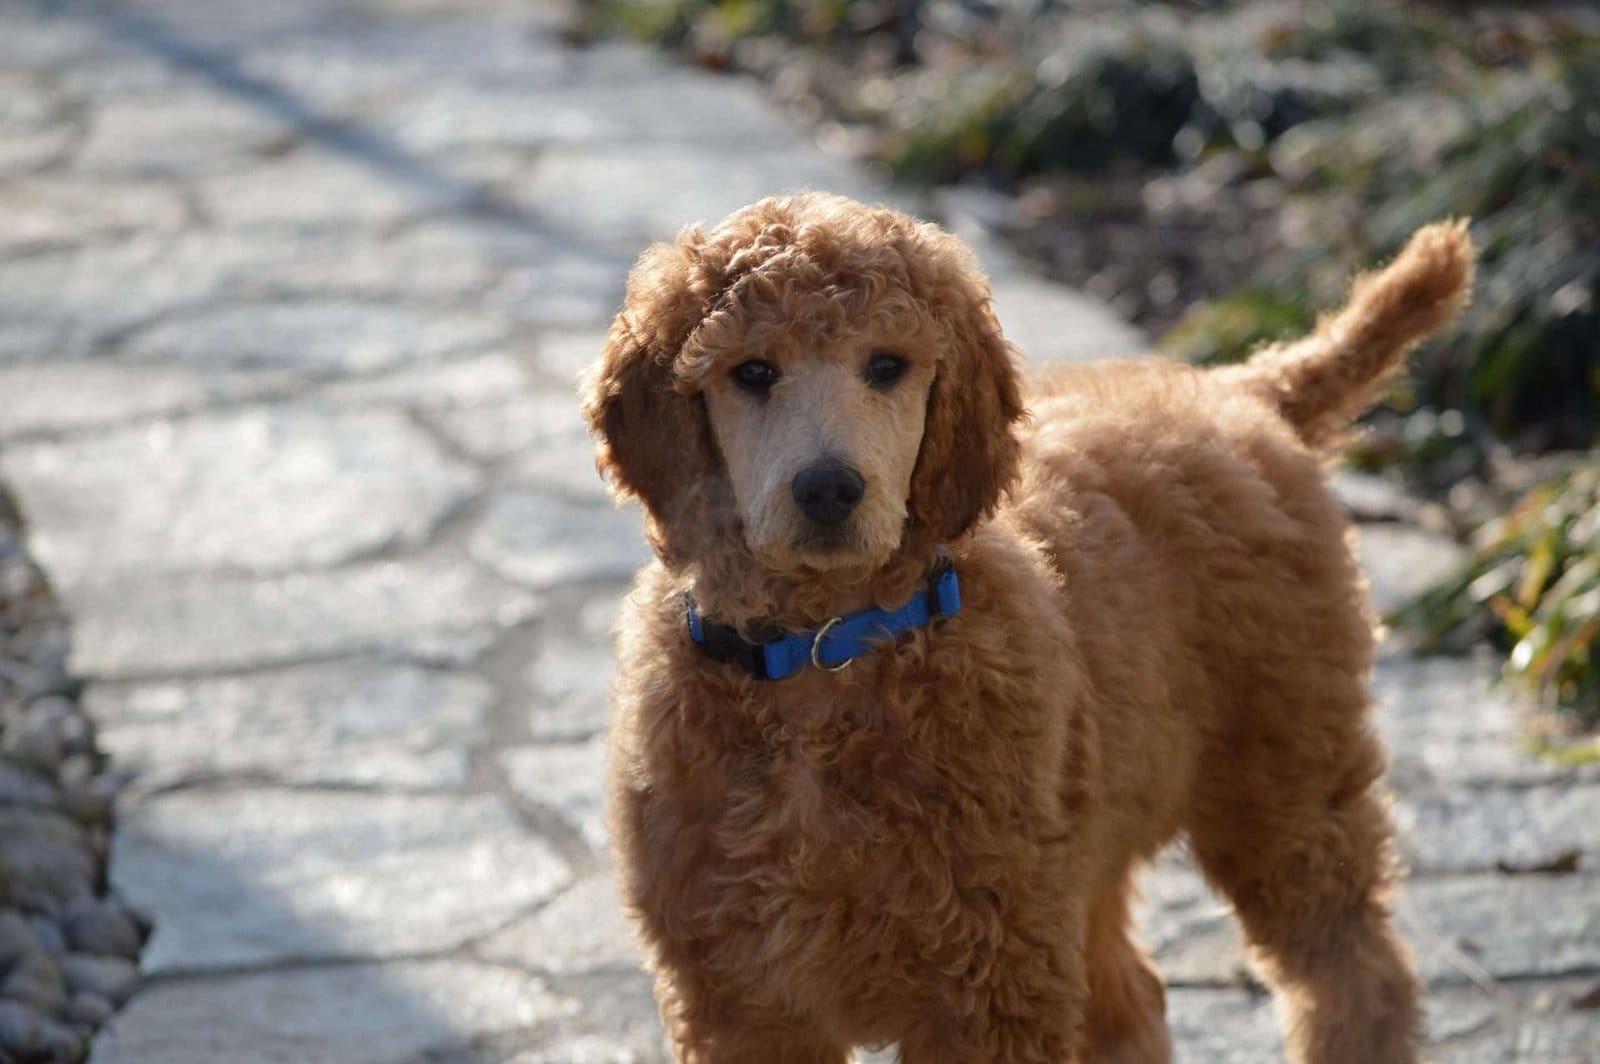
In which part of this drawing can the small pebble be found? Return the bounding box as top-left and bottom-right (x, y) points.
(62, 899), (143, 960)
(0, 910), (36, 967)
(63, 785), (110, 828)
(1, 951), (67, 1013)
(55, 715), (94, 759)
(1, 716), (63, 774)
(0, 998), (43, 1051)
(65, 990), (113, 1029)
(57, 754), (94, 790)
(0, 761), (60, 808)
(25, 914), (65, 954)
(59, 952), (139, 1005)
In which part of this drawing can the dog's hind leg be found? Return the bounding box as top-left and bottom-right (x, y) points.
(1185, 684), (1421, 1064)
(1084, 874), (1172, 1063)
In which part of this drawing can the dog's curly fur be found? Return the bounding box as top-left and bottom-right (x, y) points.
(583, 192), (1473, 1063)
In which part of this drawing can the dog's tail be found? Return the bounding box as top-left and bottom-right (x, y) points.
(1218, 221), (1475, 449)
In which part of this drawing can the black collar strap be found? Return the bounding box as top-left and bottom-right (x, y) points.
(685, 552), (960, 681)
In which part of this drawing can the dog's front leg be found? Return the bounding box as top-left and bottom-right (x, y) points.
(897, 897), (1089, 1064)
(897, 970), (1088, 1064)
(652, 966), (852, 1064)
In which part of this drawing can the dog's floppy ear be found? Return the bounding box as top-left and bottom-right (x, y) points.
(582, 237), (720, 555)
(907, 259), (1026, 544)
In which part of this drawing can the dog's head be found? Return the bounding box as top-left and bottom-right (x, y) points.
(583, 193), (1024, 578)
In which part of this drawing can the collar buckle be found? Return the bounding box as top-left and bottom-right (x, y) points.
(810, 617), (851, 673)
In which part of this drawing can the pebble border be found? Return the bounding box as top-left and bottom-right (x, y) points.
(0, 485), (146, 1063)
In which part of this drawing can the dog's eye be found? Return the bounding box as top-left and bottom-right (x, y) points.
(865, 351), (907, 388)
(731, 360), (780, 394)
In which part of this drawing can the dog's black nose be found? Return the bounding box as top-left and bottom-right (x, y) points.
(791, 462), (865, 525)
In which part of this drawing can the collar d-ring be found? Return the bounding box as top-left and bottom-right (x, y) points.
(810, 616), (851, 672)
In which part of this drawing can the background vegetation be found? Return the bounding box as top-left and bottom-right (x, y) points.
(582, 0), (1600, 729)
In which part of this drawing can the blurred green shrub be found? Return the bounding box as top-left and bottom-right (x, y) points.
(594, 0), (1598, 452)
(1394, 459), (1599, 731)
(1175, 23), (1600, 456)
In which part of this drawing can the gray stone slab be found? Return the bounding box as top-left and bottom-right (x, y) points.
(0, 235), (257, 347)
(64, 552), (538, 678)
(479, 872), (644, 976)
(517, 142), (882, 251)
(489, 253), (630, 327)
(1433, 981), (1600, 1062)
(234, 23), (563, 113)
(524, 589), (622, 741)
(1395, 784), (1600, 875)
(197, 145), (473, 229)
(0, 177), (188, 251)
(1371, 654), (1588, 789)
(516, 969), (669, 1064)
(54, 50), (190, 101)
(1141, 853), (1600, 989)
(501, 736), (610, 851)
(1402, 874), (1600, 984)
(991, 274), (1147, 364)
(0, 227), (498, 349)
(392, 218), (631, 327)
(69, 0), (353, 55)
(1, 406), (477, 585)
(509, 1034), (664, 1064)
(425, 389), (589, 465)
(114, 788), (570, 972)
(1136, 852), (1252, 987)
(92, 959), (571, 1064)
(76, 92), (300, 178)
(1355, 523), (1469, 616)
(507, 431), (613, 502)
(0, 6), (110, 72)
(322, 350), (535, 412)
(87, 661), (492, 791)
(119, 299), (505, 377)
(470, 490), (651, 590)
(239, 224), (500, 301)
(1330, 471), (1420, 523)
(0, 120), (72, 177)
(1165, 981), (1600, 1060)
(536, 329), (608, 384)
(389, 75), (804, 152)
(0, 316), (84, 364)
(1165, 987), (1281, 1060)
(0, 70), (73, 177)
(0, 360), (291, 441)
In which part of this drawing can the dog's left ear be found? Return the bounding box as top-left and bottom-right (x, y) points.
(908, 256), (1027, 544)
(581, 237), (722, 560)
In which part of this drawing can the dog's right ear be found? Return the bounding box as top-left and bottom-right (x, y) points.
(582, 238), (720, 552)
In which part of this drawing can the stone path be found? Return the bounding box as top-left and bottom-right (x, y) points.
(0, 0), (1595, 1060)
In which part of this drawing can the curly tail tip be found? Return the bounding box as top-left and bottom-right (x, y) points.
(1232, 220), (1476, 448)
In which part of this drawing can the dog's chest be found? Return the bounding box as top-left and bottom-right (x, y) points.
(644, 684), (1021, 1008)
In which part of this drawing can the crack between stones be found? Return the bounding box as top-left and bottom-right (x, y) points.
(133, 946), (480, 986)
(123, 772), (480, 802)
(79, 639), (502, 686)
(0, 336), (529, 450)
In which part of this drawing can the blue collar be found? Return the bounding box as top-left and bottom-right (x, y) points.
(685, 553), (961, 681)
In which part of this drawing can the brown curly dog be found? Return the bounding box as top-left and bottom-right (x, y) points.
(583, 192), (1473, 1063)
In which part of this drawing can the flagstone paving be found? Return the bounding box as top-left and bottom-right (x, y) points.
(0, 0), (1594, 1060)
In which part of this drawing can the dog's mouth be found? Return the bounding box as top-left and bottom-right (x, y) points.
(785, 518), (896, 572)
(791, 525), (857, 558)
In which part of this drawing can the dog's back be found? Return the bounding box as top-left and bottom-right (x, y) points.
(1010, 220), (1474, 869)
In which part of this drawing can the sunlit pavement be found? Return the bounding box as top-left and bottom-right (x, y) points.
(0, 0), (1594, 1059)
